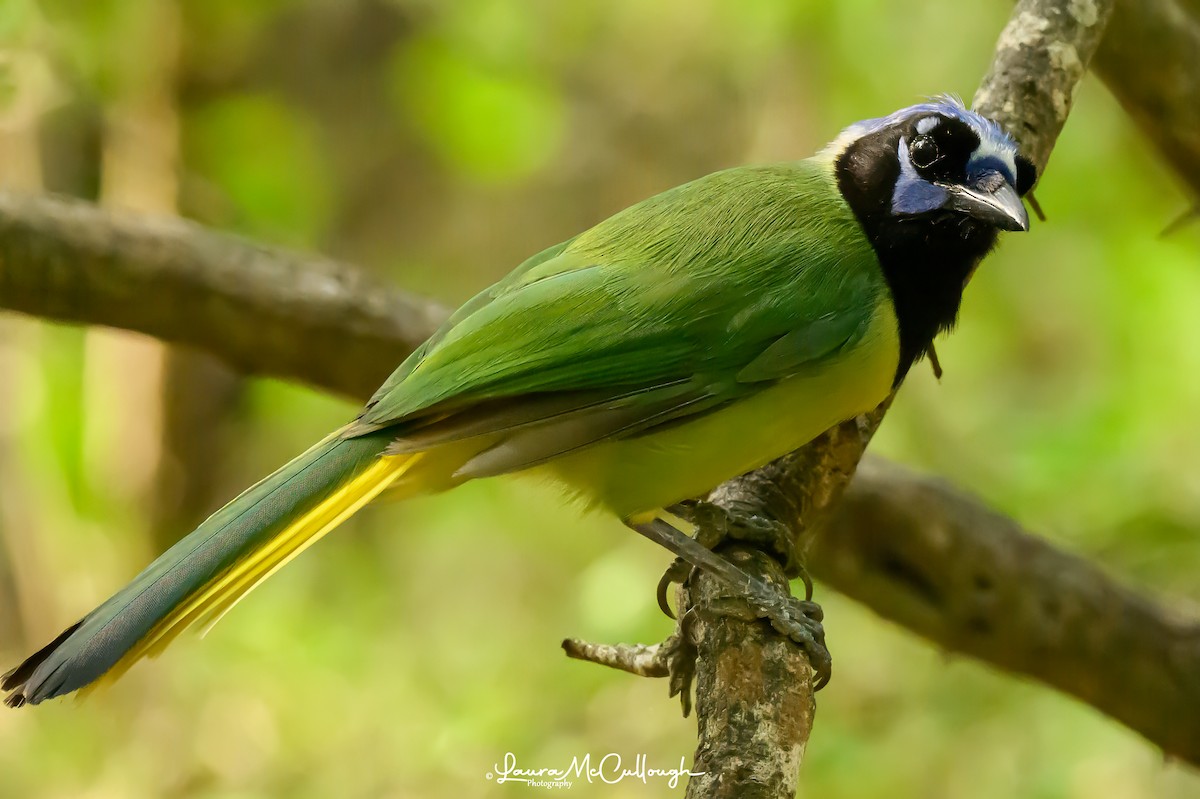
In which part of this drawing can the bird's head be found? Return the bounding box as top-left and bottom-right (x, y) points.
(830, 96), (1036, 235)
(826, 97), (1037, 382)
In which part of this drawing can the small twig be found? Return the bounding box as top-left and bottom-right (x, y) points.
(564, 622), (698, 717)
(561, 638), (670, 678)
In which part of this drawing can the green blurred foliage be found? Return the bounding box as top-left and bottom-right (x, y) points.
(1, 0), (1198, 797)
(389, 34), (564, 182)
(187, 92), (333, 244)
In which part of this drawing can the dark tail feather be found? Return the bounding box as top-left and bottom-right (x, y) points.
(2, 430), (409, 707)
(3, 622), (82, 708)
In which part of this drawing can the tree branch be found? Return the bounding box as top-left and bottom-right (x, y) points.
(816, 457), (1200, 764)
(1093, 0), (1200, 201)
(683, 546), (815, 799)
(0, 192), (446, 400)
(975, 0), (1115, 175)
(2, 0), (1199, 778)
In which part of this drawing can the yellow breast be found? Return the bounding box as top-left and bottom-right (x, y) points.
(536, 303), (899, 518)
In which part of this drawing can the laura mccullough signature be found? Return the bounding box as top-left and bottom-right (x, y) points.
(486, 751), (704, 790)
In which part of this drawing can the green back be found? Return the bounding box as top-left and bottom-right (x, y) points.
(350, 159), (888, 470)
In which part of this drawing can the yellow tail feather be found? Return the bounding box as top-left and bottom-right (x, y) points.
(83, 452), (424, 695)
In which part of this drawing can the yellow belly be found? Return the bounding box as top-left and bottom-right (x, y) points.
(537, 304), (899, 517)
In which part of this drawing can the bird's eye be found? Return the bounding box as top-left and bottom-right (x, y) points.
(909, 136), (939, 169)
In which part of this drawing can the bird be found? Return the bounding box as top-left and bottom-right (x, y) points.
(2, 97), (1034, 707)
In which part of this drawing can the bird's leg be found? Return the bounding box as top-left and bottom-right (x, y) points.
(625, 513), (831, 689)
(653, 510), (726, 618)
(926, 342), (944, 380)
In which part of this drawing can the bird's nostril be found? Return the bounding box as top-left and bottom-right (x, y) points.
(974, 170), (1007, 192)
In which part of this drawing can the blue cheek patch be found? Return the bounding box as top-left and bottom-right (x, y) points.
(890, 138), (948, 216)
(892, 176), (948, 216)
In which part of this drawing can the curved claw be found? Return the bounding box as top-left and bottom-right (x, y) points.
(798, 568), (814, 602)
(657, 571), (677, 619)
(813, 658), (832, 691)
(657, 556), (692, 619)
(796, 601), (831, 690)
(756, 596), (831, 690)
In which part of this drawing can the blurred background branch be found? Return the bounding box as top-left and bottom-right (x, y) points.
(1094, 0), (1200, 203)
(817, 457), (1200, 764)
(0, 190), (446, 400)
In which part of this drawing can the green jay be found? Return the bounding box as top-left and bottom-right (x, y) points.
(3, 97), (1034, 707)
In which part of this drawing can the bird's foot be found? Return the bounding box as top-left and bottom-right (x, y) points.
(701, 592), (830, 690)
(660, 499), (814, 606)
(629, 514), (831, 690)
(660, 613), (700, 716)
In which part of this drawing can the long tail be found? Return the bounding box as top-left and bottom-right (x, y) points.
(2, 429), (422, 707)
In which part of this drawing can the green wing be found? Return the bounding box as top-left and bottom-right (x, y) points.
(349, 160), (886, 475)
(362, 235), (579, 408)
